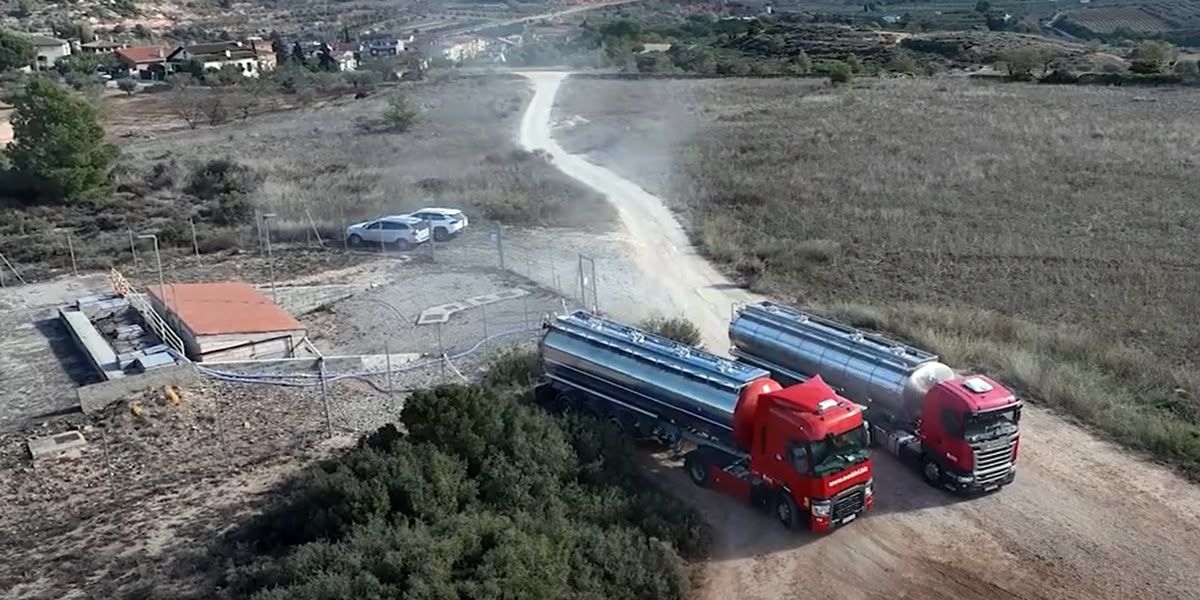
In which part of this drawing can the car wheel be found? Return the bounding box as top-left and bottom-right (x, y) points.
(434, 227), (449, 241)
(347, 234), (363, 247)
(395, 238), (412, 251)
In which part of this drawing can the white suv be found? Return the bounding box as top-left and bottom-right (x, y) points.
(406, 207), (469, 241)
(345, 215), (430, 250)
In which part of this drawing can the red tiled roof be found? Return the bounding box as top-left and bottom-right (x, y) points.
(116, 46), (169, 64)
(147, 282), (305, 336)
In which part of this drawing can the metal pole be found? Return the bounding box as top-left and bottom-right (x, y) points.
(437, 322), (445, 379)
(262, 214), (278, 304)
(255, 209), (264, 253)
(481, 303), (489, 349)
(340, 207), (348, 251)
(66, 232), (77, 276)
(151, 236), (165, 306)
(384, 336), (393, 399)
(494, 223), (505, 270)
(577, 254), (584, 305)
(590, 257), (599, 313)
(189, 218), (201, 264)
(128, 228), (138, 269)
(319, 358), (333, 438)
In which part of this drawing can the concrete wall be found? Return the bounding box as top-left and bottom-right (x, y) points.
(78, 364), (198, 415)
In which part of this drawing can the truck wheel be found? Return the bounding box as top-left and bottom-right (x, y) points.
(775, 492), (799, 530)
(921, 456), (943, 487)
(685, 452), (709, 488)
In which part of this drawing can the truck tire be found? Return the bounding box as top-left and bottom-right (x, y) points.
(921, 456), (943, 487)
(775, 492), (800, 530)
(685, 451), (709, 488)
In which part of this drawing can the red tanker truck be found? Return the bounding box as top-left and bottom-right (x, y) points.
(729, 302), (1020, 494)
(537, 310), (873, 531)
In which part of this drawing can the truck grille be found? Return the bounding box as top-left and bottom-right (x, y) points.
(973, 435), (1016, 485)
(832, 486), (866, 520)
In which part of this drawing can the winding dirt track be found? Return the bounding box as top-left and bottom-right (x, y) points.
(517, 71), (1200, 600)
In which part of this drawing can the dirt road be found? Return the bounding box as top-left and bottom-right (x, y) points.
(516, 71), (1200, 600)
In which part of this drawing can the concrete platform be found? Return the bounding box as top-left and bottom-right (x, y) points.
(27, 430), (87, 460)
(417, 287), (530, 325)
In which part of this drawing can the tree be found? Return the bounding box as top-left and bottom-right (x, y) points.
(974, 0), (991, 13)
(78, 22), (95, 43)
(826, 60), (853, 83)
(0, 29), (34, 72)
(1000, 47), (1040, 79)
(5, 78), (115, 201)
(117, 78), (138, 95)
(317, 44), (338, 71)
(168, 74), (206, 129)
(344, 69), (381, 92)
(888, 49), (921, 74)
(1130, 40), (1177, 74)
(382, 92), (419, 132)
(291, 40), (307, 66)
(270, 31), (287, 65)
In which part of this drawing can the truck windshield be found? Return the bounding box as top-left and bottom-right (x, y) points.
(808, 427), (870, 478)
(964, 405), (1020, 442)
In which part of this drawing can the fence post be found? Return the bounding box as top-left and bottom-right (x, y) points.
(128, 228), (138, 269)
(319, 358), (334, 438)
(491, 223), (505, 270)
(385, 337), (394, 400)
(189, 218), (200, 265)
(523, 294), (529, 330)
(437, 322), (446, 380)
(66, 232), (77, 276)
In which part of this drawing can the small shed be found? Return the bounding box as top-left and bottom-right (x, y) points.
(148, 282), (307, 362)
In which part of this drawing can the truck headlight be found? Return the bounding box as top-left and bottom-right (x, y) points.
(811, 500), (832, 517)
(864, 479), (874, 498)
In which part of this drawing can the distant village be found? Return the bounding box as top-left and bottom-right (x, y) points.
(23, 27), (532, 81)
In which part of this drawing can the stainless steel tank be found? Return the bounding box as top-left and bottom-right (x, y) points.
(729, 302), (954, 423)
(540, 310), (775, 443)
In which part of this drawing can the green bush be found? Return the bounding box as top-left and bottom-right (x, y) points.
(638, 317), (702, 347)
(229, 384), (703, 599)
(483, 346), (540, 388)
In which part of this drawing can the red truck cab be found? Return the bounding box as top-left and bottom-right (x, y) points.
(918, 375), (1021, 493)
(693, 376), (874, 532)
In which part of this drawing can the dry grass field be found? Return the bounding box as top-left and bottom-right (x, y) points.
(555, 76), (1200, 476)
(0, 75), (611, 278)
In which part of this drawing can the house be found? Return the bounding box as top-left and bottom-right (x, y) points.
(30, 35), (71, 70)
(166, 41), (272, 77)
(115, 46), (170, 78)
(639, 43), (673, 53)
(79, 40), (126, 54)
(361, 34), (414, 57)
(435, 35), (488, 63)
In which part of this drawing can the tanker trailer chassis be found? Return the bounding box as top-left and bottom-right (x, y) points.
(534, 375), (872, 533)
(535, 310), (872, 533)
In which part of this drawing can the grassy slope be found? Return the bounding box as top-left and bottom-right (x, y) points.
(555, 76), (1200, 477)
(1, 75), (612, 276)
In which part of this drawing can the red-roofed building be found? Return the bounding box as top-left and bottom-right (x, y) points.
(115, 46), (170, 78)
(148, 282), (307, 362)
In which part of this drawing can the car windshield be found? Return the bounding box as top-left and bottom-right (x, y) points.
(965, 406), (1020, 442)
(808, 426), (871, 477)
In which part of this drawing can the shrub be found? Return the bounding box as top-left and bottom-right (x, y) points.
(185, 158), (260, 199)
(638, 317), (702, 347)
(228, 384), (703, 599)
(382, 93), (419, 132)
(483, 346), (541, 388)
